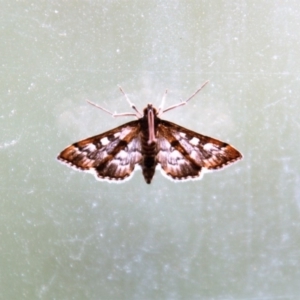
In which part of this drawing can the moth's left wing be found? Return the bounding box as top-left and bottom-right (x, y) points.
(57, 120), (143, 182)
(156, 120), (242, 180)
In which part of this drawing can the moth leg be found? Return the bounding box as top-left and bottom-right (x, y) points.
(162, 80), (209, 114)
(118, 86), (143, 118)
(157, 89), (168, 116)
(86, 99), (137, 118)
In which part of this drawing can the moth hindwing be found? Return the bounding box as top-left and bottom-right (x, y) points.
(57, 82), (242, 184)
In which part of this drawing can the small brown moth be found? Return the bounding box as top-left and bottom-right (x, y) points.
(57, 81), (242, 184)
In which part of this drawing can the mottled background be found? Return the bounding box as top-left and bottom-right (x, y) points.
(1, 1), (300, 299)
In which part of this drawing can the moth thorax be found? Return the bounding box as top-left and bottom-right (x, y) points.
(143, 103), (158, 117)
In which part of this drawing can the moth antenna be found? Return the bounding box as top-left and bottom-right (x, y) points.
(86, 99), (137, 118)
(158, 89), (168, 116)
(162, 80), (209, 113)
(118, 86), (143, 117)
(86, 100), (114, 115)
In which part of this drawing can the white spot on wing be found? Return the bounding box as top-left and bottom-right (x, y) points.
(119, 127), (132, 139)
(116, 150), (128, 159)
(203, 143), (219, 152)
(189, 137), (200, 146)
(85, 144), (96, 151)
(100, 137), (110, 146)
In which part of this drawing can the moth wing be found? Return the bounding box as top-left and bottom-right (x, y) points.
(156, 120), (242, 180)
(57, 120), (143, 181)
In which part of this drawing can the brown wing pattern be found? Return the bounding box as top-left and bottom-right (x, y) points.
(57, 120), (143, 181)
(156, 120), (242, 180)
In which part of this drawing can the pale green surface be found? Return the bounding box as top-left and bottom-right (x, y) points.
(1, 1), (300, 299)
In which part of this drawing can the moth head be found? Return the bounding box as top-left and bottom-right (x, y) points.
(143, 104), (158, 117)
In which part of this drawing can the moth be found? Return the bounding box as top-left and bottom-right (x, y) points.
(57, 81), (242, 184)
